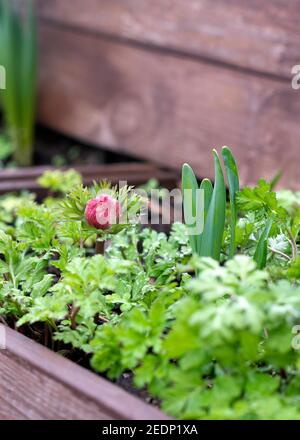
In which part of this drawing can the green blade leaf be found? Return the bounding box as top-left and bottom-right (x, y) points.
(197, 178), (213, 253)
(0, 0), (36, 166)
(222, 146), (240, 257)
(254, 217), (273, 269)
(182, 163), (199, 254)
(269, 169), (283, 191)
(200, 150), (226, 260)
(1, 0), (21, 136)
(18, 0), (36, 165)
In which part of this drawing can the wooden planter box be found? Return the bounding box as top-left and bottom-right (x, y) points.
(0, 325), (169, 420)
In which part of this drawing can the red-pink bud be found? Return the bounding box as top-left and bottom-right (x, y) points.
(85, 194), (122, 230)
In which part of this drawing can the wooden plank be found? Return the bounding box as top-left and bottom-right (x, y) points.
(0, 163), (177, 184)
(35, 0), (300, 78)
(0, 325), (169, 420)
(0, 397), (27, 420)
(0, 163), (178, 195)
(37, 23), (300, 189)
(0, 163), (159, 181)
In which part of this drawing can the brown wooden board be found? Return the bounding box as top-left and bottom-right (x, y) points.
(0, 324), (169, 420)
(0, 163), (179, 195)
(35, 0), (300, 79)
(0, 163), (161, 181)
(37, 23), (300, 189)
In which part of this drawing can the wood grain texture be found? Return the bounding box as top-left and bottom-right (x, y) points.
(0, 325), (169, 420)
(35, 0), (300, 78)
(0, 163), (178, 195)
(0, 163), (162, 181)
(37, 23), (300, 189)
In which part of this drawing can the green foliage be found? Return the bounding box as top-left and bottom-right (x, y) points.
(200, 150), (226, 260)
(237, 179), (298, 269)
(157, 256), (300, 419)
(237, 179), (282, 215)
(0, 229), (52, 318)
(182, 163), (199, 254)
(182, 150), (296, 269)
(0, 191), (34, 231)
(0, 0), (37, 166)
(0, 165), (300, 420)
(182, 147), (239, 261)
(37, 169), (82, 194)
(58, 179), (143, 242)
(88, 255), (300, 420)
(0, 135), (14, 166)
(91, 301), (167, 378)
(222, 146), (240, 257)
(16, 201), (57, 251)
(253, 216), (273, 269)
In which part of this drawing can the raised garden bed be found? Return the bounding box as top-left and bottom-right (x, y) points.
(2, 147), (300, 421)
(2, 0), (300, 423)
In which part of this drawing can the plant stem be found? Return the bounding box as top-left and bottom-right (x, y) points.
(44, 322), (49, 347)
(0, 316), (7, 325)
(99, 315), (109, 323)
(287, 229), (298, 259)
(268, 247), (291, 261)
(70, 305), (80, 330)
(9, 259), (17, 289)
(95, 239), (105, 255)
(13, 148), (33, 167)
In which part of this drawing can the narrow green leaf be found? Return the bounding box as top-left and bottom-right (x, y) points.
(18, 0), (36, 165)
(269, 170), (283, 191)
(222, 146), (240, 257)
(197, 178), (213, 253)
(182, 163), (199, 254)
(254, 217), (273, 269)
(200, 150), (226, 260)
(0, 0), (36, 166)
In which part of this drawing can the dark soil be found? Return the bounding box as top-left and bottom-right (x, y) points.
(35, 124), (141, 167)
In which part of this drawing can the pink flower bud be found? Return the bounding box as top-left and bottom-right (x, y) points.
(85, 194), (122, 230)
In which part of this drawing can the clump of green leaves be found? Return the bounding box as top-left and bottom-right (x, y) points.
(0, 0), (37, 166)
(237, 179), (299, 269)
(182, 149), (297, 270)
(90, 255), (300, 420)
(155, 256), (300, 419)
(1, 165), (300, 420)
(182, 147), (239, 261)
(37, 169), (83, 194)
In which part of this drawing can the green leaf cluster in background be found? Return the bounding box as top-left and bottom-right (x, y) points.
(182, 147), (238, 261)
(182, 148), (287, 270)
(0, 0), (36, 166)
(37, 169), (83, 194)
